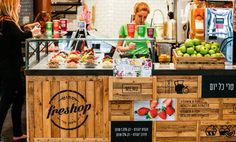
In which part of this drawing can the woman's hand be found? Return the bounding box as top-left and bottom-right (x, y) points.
(31, 26), (41, 38)
(128, 42), (136, 50)
(24, 22), (40, 30)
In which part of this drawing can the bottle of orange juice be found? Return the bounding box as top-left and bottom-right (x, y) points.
(190, 0), (205, 40)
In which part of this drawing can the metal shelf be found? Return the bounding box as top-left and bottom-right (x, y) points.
(51, 0), (81, 18)
(51, 2), (82, 6)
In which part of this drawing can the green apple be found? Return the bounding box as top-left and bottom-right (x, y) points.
(212, 42), (219, 48)
(183, 53), (190, 57)
(187, 47), (195, 55)
(205, 44), (211, 50)
(200, 46), (209, 55)
(193, 38), (201, 46)
(208, 49), (215, 55)
(176, 48), (180, 52)
(191, 54), (196, 57)
(180, 45), (187, 53)
(177, 50), (183, 56)
(194, 51), (197, 54)
(185, 39), (194, 48)
(211, 54), (217, 57)
(216, 53), (222, 57)
(204, 54), (210, 57)
(201, 41), (206, 45)
(196, 53), (203, 57)
(195, 45), (202, 52)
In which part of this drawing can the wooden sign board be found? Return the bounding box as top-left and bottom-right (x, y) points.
(155, 122), (197, 142)
(109, 77), (154, 101)
(178, 99), (220, 121)
(200, 121), (236, 141)
(156, 76), (201, 98)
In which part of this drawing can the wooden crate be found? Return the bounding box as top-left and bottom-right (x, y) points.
(110, 101), (133, 121)
(154, 121), (198, 142)
(199, 121), (236, 142)
(26, 76), (109, 142)
(156, 76), (202, 98)
(109, 77), (155, 101)
(177, 98), (220, 121)
(172, 49), (225, 69)
(34, 138), (109, 142)
(222, 98), (236, 120)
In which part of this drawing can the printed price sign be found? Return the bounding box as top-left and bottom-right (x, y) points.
(202, 76), (236, 98)
(111, 121), (152, 142)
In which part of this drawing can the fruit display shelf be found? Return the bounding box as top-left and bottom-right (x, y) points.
(172, 49), (225, 69)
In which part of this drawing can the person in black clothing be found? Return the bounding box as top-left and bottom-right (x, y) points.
(0, 0), (41, 141)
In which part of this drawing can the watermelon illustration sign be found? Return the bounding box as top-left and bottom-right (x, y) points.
(47, 90), (91, 130)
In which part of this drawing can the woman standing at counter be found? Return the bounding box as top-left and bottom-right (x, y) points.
(116, 2), (156, 57)
(0, 0), (40, 141)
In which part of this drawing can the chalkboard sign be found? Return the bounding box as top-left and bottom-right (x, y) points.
(202, 75), (236, 98)
(111, 121), (152, 142)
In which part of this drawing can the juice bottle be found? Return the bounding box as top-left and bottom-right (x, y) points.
(190, 0), (205, 40)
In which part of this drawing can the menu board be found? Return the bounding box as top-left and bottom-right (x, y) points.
(111, 121), (152, 142)
(202, 75), (236, 98)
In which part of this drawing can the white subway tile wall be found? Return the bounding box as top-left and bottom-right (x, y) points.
(52, 0), (168, 37)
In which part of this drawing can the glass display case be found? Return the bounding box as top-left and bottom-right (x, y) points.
(25, 37), (155, 71)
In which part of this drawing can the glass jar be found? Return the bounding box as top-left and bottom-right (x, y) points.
(157, 43), (171, 64)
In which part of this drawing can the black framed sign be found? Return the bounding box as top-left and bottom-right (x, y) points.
(202, 75), (236, 98)
(111, 121), (152, 142)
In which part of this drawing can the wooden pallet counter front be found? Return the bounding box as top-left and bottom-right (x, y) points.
(26, 75), (236, 142)
(26, 76), (109, 142)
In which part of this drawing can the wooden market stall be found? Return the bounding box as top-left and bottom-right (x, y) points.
(25, 69), (236, 142)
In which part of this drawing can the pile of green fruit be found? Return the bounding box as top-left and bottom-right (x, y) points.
(176, 38), (223, 57)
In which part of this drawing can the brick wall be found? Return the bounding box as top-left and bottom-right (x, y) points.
(19, 0), (34, 25)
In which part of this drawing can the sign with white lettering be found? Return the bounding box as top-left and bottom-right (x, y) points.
(202, 76), (236, 98)
(111, 121), (152, 142)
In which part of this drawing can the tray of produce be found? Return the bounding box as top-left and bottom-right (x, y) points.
(172, 39), (225, 69)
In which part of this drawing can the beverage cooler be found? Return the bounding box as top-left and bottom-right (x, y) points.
(205, 8), (234, 63)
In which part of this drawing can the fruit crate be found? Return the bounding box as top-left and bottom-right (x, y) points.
(172, 49), (225, 69)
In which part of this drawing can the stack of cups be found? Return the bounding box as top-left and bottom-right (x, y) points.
(45, 21), (53, 38)
(137, 25), (146, 38)
(147, 27), (155, 38)
(127, 23), (135, 38)
(60, 19), (68, 35)
(53, 20), (60, 38)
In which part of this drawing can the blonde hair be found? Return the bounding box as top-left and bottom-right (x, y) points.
(0, 0), (20, 25)
(134, 2), (150, 14)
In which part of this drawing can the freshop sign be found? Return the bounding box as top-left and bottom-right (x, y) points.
(47, 90), (91, 130)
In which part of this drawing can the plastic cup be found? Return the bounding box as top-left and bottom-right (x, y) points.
(53, 20), (60, 32)
(147, 27), (155, 38)
(138, 25), (146, 38)
(127, 23), (135, 38)
(60, 19), (68, 33)
(78, 21), (86, 29)
(46, 22), (52, 38)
